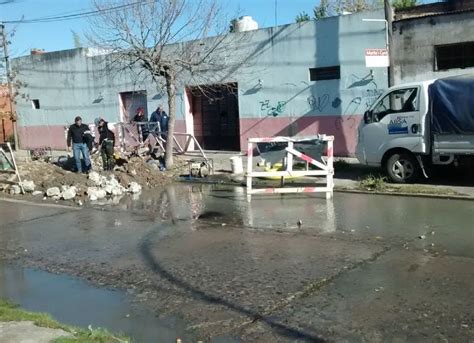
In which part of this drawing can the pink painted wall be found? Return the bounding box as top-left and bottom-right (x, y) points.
(239, 115), (362, 156)
(19, 125), (68, 150)
(18, 120), (188, 151)
(19, 116), (360, 156)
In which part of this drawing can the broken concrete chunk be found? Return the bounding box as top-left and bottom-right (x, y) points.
(128, 182), (142, 194)
(87, 187), (106, 201)
(111, 187), (124, 196)
(46, 187), (61, 197)
(104, 184), (114, 195)
(10, 185), (21, 195)
(107, 176), (121, 187)
(88, 171), (103, 186)
(21, 180), (35, 192)
(95, 189), (107, 199)
(32, 190), (43, 196)
(146, 160), (160, 170)
(61, 187), (76, 200)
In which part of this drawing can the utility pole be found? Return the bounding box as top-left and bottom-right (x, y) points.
(0, 23), (19, 150)
(274, 0), (278, 26)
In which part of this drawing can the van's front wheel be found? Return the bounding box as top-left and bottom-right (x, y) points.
(386, 152), (420, 183)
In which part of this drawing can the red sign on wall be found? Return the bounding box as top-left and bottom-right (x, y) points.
(365, 48), (389, 67)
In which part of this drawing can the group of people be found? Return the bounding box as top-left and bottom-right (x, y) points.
(66, 105), (169, 173)
(66, 116), (115, 173)
(132, 105), (169, 142)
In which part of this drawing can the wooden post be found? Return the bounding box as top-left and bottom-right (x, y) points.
(246, 141), (253, 200)
(326, 138), (334, 200)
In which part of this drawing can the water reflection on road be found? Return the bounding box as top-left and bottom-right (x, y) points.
(103, 183), (473, 258)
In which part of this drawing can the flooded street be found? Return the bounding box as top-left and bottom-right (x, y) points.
(0, 184), (473, 341)
(0, 266), (193, 342)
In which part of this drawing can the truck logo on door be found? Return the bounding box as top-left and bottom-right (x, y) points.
(388, 117), (409, 135)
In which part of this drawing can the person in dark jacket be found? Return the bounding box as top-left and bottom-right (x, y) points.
(150, 105), (170, 139)
(67, 116), (91, 173)
(159, 109), (169, 138)
(97, 118), (115, 171)
(149, 106), (162, 133)
(83, 126), (95, 152)
(131, 107), (149, 142)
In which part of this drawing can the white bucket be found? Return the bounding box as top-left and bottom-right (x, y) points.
(229, 156), (244, 174)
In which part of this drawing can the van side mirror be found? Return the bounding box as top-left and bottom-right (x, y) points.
(363, 110), (372, 124)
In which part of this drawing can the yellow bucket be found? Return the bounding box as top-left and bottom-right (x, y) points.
(262, 162), (307, 180)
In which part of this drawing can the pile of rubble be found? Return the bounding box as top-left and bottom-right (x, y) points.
(0, 154), (187, 203)
(4, 171), (141, 202)
(86, 171), (141, 201)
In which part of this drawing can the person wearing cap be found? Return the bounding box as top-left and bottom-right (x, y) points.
(131, 107), (149, 142)
(67, 116), (91, 173)
(97, 118), (115, 171)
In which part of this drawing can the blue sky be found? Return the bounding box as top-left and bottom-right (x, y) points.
(1, 0), (317, 57)
(1, 0), (435, 57)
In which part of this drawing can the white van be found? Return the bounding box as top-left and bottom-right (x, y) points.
(357, 75), (474, 183)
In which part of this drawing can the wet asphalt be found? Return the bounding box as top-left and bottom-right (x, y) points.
(0, 184), (473, 342)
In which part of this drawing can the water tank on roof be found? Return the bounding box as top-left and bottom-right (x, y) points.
(231, 16), (258, 32)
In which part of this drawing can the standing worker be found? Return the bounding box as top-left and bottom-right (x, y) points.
(132, 107), (149, 142)
(149, 105), (163, 134)
(159, 108), (169, 139)
(97, 118), (115, 171)
(67, 116), (91, 173)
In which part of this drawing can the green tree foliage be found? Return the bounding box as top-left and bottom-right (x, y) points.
(297, 0), (419, 22)
(337, 0), (376, 13)
(71, 30), (82, 48)
(392, 0), (418, 9)
(314, 0), (330, 19)
(295, 11), (311, 22)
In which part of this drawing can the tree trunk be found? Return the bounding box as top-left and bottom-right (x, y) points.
(165, 73), (176, 168)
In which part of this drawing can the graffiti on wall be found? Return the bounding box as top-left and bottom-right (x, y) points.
(260, 99), (287, 117)
(307, 94), (330, 112)
(254, 74), (385, 135)
(364, 89), (384, 108)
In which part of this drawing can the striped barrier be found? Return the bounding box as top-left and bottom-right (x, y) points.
(246, 135), (334, 200)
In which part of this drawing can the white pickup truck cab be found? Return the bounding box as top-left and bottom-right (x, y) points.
(357, 75), (474, 183)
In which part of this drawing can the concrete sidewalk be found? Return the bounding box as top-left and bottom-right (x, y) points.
(0, 321), (72, 342)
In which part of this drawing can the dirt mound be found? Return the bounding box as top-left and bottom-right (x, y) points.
(18, 160), (89, 191)
(2, 155), (187, 197)
(114, 156), (187, 189)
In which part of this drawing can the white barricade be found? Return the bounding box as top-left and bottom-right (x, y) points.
(246, 135), (334, 200)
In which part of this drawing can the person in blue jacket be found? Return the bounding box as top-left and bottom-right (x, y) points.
(150, 105), (169, 139)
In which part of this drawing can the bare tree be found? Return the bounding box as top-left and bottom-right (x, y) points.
(88, 0), (239, 168)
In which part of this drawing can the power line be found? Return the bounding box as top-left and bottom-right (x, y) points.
(2, 0), (154, 24)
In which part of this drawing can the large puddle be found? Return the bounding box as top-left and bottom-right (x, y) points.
(100, 183), (474, 258)
(0, 264), (193, 342)
(1, 183), (473, 342)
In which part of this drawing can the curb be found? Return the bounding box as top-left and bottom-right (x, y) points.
(0, 196), (81, 210)
(334, 187), (474, 201)
(180, 177), (474, 201)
